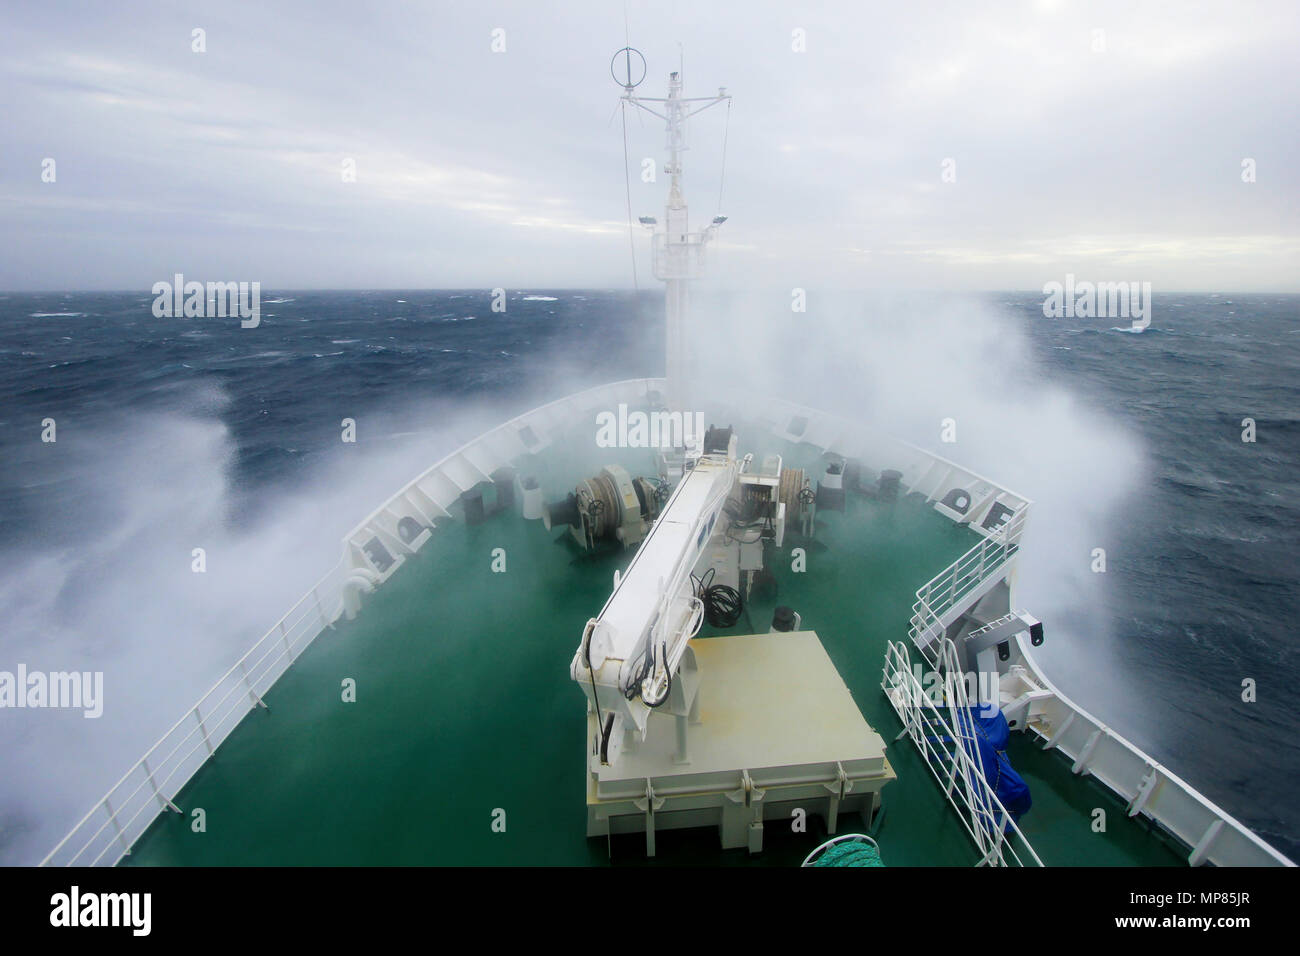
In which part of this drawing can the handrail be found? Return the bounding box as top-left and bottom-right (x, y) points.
(909, 507), (1029, 664)
(41, 561), (348, 866)
(1010, 638), (1296, 867)
(341, 377), (666, 544)
(50, 377), (1288, 869)
(882, 638), (1043, 866)
(42, 377), (667, 867)
(708, 386), (1036, 510)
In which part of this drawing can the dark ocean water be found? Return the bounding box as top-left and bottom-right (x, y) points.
(0, 289), (1296, 861)
(0, 291), (660, 541)
(1016, 291), (1300, 861)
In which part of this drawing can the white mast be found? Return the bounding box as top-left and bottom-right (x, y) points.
(616, 50), (730, 412)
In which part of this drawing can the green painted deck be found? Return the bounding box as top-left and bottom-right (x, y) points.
(125, 421), (1186, 867)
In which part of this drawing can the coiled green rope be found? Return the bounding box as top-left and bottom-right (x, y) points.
(809, 841), (885, 867)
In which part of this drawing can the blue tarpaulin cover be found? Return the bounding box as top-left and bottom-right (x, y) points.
(957, 707), (1032, 829)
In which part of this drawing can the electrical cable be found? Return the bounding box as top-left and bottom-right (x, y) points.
(692, 567), (743, 628)
(642, 642), (672, 708)
(584, 626), (605, 756)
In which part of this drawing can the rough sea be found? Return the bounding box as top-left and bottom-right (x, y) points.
(0, 289), (1296, 864)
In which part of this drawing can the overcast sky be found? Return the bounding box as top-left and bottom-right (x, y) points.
(2, 0), (1297, 292)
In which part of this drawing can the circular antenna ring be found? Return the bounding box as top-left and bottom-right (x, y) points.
(610, 47), (646, 89)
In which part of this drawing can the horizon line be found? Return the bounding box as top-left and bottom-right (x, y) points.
(4, 286), (1299, 296)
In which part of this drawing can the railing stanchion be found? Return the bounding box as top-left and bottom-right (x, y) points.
(880, 636), (1043, 867)
(104, 797), (131, 858)
(142, 756), (181, 814)
(195, 707), (214, 756)
(314, 588), (330, 630)
(240, 660), (268, 710)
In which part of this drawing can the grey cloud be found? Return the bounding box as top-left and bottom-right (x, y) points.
(1, 0), (1296, 291)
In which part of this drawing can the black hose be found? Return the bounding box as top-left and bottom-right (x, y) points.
(693, 567), (743, 628)
(642, 642), (672, 708)
(703, 583), (743, 627)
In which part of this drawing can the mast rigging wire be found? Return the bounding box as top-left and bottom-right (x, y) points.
(717, 97), (731, 216)
(620, 99), (639, 291)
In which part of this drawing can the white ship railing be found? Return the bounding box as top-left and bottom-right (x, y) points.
(1005, 641), (1295, 867)
(41, 377), (666, 867)
(40, 560), (352, 867)
(42, 377), (1294, 868)
(336, 378), (667, 589)
(882, 638), (1043, 867)
(709, 388), (1034, 526)
(909, 507), (1028, 666)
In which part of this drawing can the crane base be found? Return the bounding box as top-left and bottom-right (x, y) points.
(585, 630), (895, 856)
